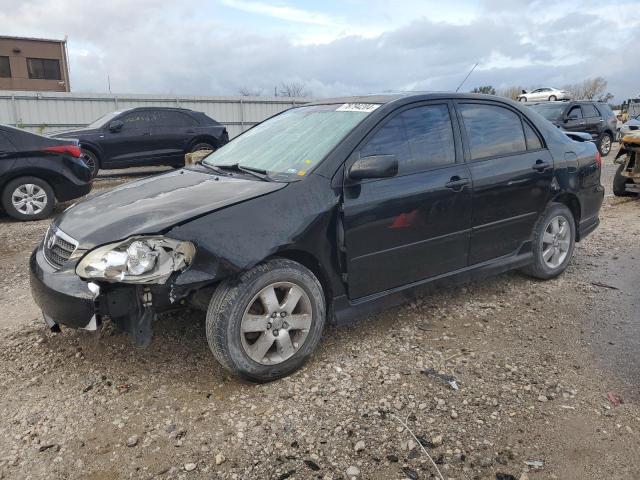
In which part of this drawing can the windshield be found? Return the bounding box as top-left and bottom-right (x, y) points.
(527, 103), (566, 121)
(87, 111), (122, 129)
(203, 104), (379, 180)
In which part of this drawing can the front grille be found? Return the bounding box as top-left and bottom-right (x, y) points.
(43, 227), (78, 269)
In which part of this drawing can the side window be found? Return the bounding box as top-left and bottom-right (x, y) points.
(581, 104), (598, 117)
(121, 111), (157, 129)
(360, 104), (455, 175)
(156, 111), (198, 127)
(567, 106), (582, 119)
(523, 122), (542, 150)
(458, 104), (526, 160)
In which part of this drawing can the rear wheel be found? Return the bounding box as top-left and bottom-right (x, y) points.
(519, 97), (527, 102)
(81, 148), (100, 178)
(597, 132), (612, 156)
(206, 258), (326, 382)
(613, 164), (635, 197)
(190, 142), (215, 153)
(522, 203), (575, 280)
(549, 95), (557, 101)
(1, 176), (55, 221)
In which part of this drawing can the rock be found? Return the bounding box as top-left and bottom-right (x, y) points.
(346, 465), (360, 477)
(184, 462), (197, 472)
(537, 395), (548, 403)
(451, 410), (458, 419)
(126, 435), (139, 448)
(354, 440), (365, 452)
(431, 434), (443, 447)
(215, 453), (226, 465)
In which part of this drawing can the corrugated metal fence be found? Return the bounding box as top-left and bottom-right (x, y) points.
(0, 91), (310, 138)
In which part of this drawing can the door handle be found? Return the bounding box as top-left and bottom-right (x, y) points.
(185, 130), (195, 134)
(445, 176), (469, 190)
(532, 159), (551, 172)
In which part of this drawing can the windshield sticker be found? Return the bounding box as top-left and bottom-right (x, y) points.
(286, 168), (298, 174)
(336, 103), (381, 113)
(297, 171), (306, 176)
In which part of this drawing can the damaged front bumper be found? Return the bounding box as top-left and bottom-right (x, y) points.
(29, 247), (180, 346)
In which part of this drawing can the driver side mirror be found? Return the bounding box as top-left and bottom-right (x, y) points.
(348, 154), (398, 180)
(108, 120), (124, 132)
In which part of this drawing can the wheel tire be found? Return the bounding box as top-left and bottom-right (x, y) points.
(190, 142), (215, 153)
(1, 176), (55, 221)
(519, 97), (527, 102)
(549, 95), (557, 101)
(522, 203), (576, 280)
(81, 148), (100, 178)
(206, 258), (326, 382)
(613, 163), (634, 197)
(597, 132), (612, 156)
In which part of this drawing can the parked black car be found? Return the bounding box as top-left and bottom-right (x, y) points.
(30, 93), (604, 381)
(0, 125), (92, 221)
(527, 100), (617, 156)
(51, 107), (229, 177)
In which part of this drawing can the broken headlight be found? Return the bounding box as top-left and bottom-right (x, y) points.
(76, 236), (195, 284)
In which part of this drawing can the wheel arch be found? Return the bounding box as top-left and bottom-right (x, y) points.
(80, 143), (102, 163)
(188, 135), (219, 150)
(550, 192), (581, 237)
(0, 169), (58, 199)
(269, 249), (333, 306)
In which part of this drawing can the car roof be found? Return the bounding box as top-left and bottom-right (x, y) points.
(304, 92), (516, 107)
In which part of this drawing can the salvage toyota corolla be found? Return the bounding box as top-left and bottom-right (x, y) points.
(30, 93), (604, 382)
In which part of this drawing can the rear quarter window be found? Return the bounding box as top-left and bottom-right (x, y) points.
(458, 103), (527, 160)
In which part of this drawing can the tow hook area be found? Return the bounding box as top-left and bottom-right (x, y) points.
(97, 285), (158, 347)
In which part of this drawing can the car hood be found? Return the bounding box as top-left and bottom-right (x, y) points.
(47, 127), (99, 138)
(623, 119), (640, 127)
(54, 168), (287, 248)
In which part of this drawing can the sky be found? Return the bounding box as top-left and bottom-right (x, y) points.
(1, 0), (638, 101)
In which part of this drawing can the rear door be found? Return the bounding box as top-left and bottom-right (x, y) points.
(563, 105), (586, 133)
(100, 110), (158, 166)
(455, 101), (553, 264)
(152, 111), (199, 163)
(580, 103), (601, 138)
(342, 101), (472, 299)
(0, 130), (16, 175)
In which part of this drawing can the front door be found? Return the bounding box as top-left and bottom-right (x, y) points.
(456, 101), (554, 264)
(100, 110), (159, 167)
(342, 102), (472, 299)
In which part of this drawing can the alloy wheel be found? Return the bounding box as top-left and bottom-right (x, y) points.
(240, 282), (313, 365)
(600, 135), (611, 155)
(11, 184), (48, 216)
(541, 215), (570, 269)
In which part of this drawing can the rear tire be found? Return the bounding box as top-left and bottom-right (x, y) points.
(190, 142), (215, 153)
(1, 176), (55, 221)
(597, 132), (612, 156)
(81, 148), (100, 178)
(613, 164), (634, 197)
(549, 95), (557, 101)
(522, 203), (575, 280)
(519, 97), (527, 102)
(206, 258), (326, 382)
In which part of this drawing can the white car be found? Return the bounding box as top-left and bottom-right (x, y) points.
(517, 87), (570, 102)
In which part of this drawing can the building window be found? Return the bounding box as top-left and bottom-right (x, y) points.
(0, 56), (10, 78)
(27, 58), (61, 80)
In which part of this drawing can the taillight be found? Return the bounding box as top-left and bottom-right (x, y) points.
(42, 145), (82, 158)
(595, 151), (602, 168)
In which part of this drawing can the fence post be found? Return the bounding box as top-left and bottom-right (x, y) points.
(114, 96), (119, 111)
(10, 94), (19, 126)
(239, 97), (245, 133)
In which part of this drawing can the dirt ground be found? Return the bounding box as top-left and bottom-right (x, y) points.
(1, 161), (639, 480)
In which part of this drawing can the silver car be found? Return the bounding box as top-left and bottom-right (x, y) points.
(518, 87), (570, 103)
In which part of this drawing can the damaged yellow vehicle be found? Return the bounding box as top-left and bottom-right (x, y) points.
(613, 132), (640, 197)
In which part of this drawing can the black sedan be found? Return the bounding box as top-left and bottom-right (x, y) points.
(0, 125), (92, 221)
(51, 107), (229, 177)
(30, 93), (603, 381)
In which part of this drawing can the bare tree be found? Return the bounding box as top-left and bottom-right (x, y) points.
(563, 77), (613, 102)
(277, 81), (311, 98)
(470, 85), (496, 95)
(238, 87), (263, 97)
(497, 86), (524, 101)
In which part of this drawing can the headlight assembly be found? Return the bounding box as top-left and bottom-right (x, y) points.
(76, 236), (195, 284)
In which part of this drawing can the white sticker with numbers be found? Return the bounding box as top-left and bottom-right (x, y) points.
(336, 103), (381, 113)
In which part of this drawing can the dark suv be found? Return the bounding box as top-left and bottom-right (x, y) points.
(527, 101), (617, 156)
(30, 93), (603, 382)
(51, 107), (229, 177)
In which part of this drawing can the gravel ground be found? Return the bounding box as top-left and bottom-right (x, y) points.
(1, 161), (639, 480)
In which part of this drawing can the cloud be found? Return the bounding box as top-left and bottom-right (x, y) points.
(0, 0), (637, 101)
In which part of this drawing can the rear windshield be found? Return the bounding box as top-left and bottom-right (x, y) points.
(203, 104), (378, 180)
(527, 103), (566, 121)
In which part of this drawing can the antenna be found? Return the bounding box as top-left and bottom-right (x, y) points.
(455, 62), (479, 93)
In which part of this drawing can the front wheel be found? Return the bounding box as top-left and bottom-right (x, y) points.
(1, 176), (55, 221)
(522, 203), (575, 280)
(548, 95), (557, 101)
(206, 258), (326, 382)
(519, 97), (527, 102)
